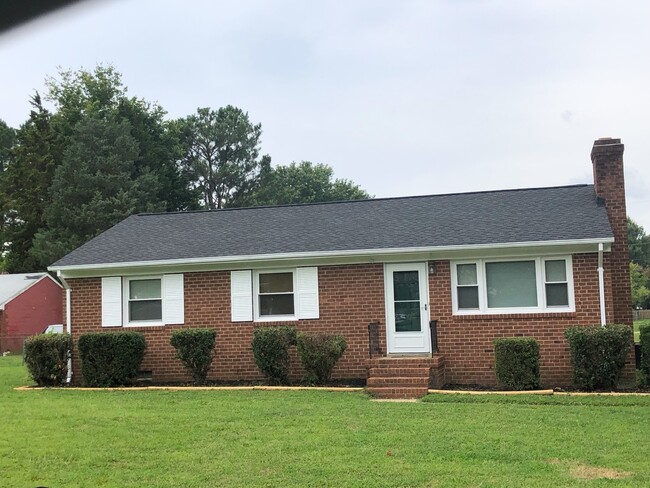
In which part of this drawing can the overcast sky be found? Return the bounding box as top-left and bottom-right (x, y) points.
(1, 0), (649, 229)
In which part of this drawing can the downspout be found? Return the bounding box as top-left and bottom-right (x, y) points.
(598, 243), (606, 326)
(58, 272), (73, 383)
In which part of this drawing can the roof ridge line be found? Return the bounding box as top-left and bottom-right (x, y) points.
(137, 184), (592, 217)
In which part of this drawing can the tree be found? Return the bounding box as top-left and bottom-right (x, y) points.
(0, 119), (16, 271)
(0, 119), (15, 171)
(46, 65), (196, 212)
(1, 65), (196, 271)
(631, 262), (650, 309)
(178, 106), (271, 209)
(2, 94), (60, 272)
(30, 115), (164, 266)
(628, 217), (650, 267)
(239, 161), (371, 207)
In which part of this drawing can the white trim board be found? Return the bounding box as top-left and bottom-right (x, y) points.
(52, 239), (613, 279)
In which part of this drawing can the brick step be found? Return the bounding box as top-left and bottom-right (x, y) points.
(366, 376), (430, 388)
(368, 358), (435, 368)
(368, 367), (431, 378)
(366, 386), (430, 399)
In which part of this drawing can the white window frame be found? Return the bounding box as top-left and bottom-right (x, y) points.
(123, 275), (164, 327)
(253, 269), (298, 322)
(451, 256), (574, 315)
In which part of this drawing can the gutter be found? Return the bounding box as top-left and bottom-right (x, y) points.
(49, 237), (615, 274)
(598, 243), (606, 326)
(57, 272), (73, 383)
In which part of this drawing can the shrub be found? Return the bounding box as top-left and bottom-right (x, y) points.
(640, 324), (650, 379)
(170, 328), (217, 385)
(296, 333), (347, 385)
(564, 324), (633, 390)
(23, 333), (73, 386)
(251, 326), (297, 385)
(493, 337), (540, 390)
(77, 332), (146, 387)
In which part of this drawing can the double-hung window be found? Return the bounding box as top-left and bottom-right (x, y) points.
(231, 268), (320, 322)
(126, 277), (163, 324)
(101, 274), (184, 327)
(257, 271), (295, 318)
(451, 257), (574, 314)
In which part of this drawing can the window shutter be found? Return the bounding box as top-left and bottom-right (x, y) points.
(163, 274), (184, 324)
(296, 267), (319, 319)
(101, 277), (122, 327)
(231, 270), (253, 322)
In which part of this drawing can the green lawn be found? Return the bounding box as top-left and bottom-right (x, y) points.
(635, 319), (649, 342)
(2, 356), (649, 487)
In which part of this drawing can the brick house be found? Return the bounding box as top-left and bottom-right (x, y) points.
(49, 138), (634, 396)
(0, 273), (63, 352)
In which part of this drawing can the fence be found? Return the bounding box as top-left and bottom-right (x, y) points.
(0, 335), (31, 354)
(633, 310), (650, 321)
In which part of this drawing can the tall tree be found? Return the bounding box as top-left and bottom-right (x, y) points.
(2, 94), (60, 272)
(631, 262), (650, 309)
(0, 119), (16, 271)
(178, 106), (271, 209)
(239, 161), (371, 207)
(30, 114), (164, 265)
(628, 217), (650, 267)
(1, 65), (196, 271)
(46, 65), (196, 212)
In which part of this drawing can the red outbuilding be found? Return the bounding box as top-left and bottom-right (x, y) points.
(0, 273), (63, 352)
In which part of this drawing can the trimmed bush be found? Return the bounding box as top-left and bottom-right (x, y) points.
(23, 333), (73, 386)
(170, 328), (217, 385)
(297, 333), (347, 385)
(493, 337), (540, 390)
(77, 332), (146, 387)
(251, 326), (297, 385)
(640, 324), (650, 379)
(564, 324), (633, 390)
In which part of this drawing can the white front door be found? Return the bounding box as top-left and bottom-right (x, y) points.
(385, 263), (431, 354)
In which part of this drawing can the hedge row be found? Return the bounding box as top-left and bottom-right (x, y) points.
(250, 326), (347, 385)
(639, 324), (650, 383)
(564, 324), (633, 390)
(23, 323), (636, 390)
(23, 326), (347, 387)
(22, 330), (217, 387)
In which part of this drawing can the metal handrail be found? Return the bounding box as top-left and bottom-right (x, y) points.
(429, 320), (439, 354)
(367, 322), (382, 358)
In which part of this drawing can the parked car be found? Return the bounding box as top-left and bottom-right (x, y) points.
(43, 324), (63, 334)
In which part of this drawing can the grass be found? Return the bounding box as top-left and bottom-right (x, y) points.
(2, 356), (650, 487)
(634, 319), (650, 342)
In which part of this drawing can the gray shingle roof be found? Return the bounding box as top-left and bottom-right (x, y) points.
(51, 184), (613, 268)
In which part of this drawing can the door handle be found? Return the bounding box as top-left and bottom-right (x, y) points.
(424, 303), (428, 311)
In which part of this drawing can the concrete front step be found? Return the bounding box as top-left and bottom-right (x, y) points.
(366, 386), (430, 399)
(367, 376), (430, 388)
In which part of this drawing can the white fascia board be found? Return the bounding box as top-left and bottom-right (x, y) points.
(50, 238), (614, 279)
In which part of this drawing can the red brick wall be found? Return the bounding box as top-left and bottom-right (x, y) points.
(428, 254), (636, 387)
(67, 264), (386, 384)
(67, 255), (634, 387)
(0, 277), (63, 352)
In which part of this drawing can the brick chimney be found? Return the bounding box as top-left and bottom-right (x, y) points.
(591, 138), (632, 324)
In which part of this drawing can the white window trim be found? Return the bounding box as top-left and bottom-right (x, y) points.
(252, 269), (298, 322)
(122, 275), (164, 327)
(451, 256), (575, 315)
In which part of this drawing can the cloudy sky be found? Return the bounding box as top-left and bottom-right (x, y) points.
(1, 0), (649, 229)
